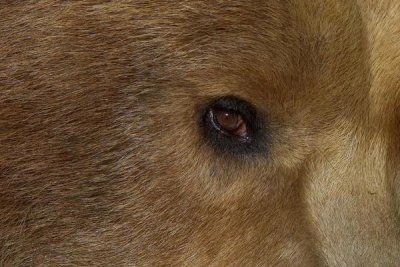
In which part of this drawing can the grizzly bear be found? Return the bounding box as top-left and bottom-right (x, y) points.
(1, 1), (399, 266)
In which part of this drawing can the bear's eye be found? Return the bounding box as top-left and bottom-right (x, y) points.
(209, 108), (248, 138)
(200, 96), (266, 155)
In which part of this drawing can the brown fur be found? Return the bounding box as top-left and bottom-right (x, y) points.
(0, 1), (399, 266)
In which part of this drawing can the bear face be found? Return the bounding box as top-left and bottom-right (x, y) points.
(0, 1), (399, 266)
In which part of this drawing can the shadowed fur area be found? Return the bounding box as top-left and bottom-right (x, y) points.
(1, 1), (399, 266)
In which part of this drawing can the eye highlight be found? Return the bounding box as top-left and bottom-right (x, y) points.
(200, 96), (267, 155)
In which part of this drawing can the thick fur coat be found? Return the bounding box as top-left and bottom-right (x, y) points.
(1, 1), (399, 266)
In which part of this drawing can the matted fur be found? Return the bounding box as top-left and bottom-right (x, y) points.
(0, 1), (399, 266)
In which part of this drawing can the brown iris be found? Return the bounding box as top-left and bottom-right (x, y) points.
(211, 108), (248, 138)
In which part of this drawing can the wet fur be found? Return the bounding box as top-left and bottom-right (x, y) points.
(0, 1), (399, 266)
